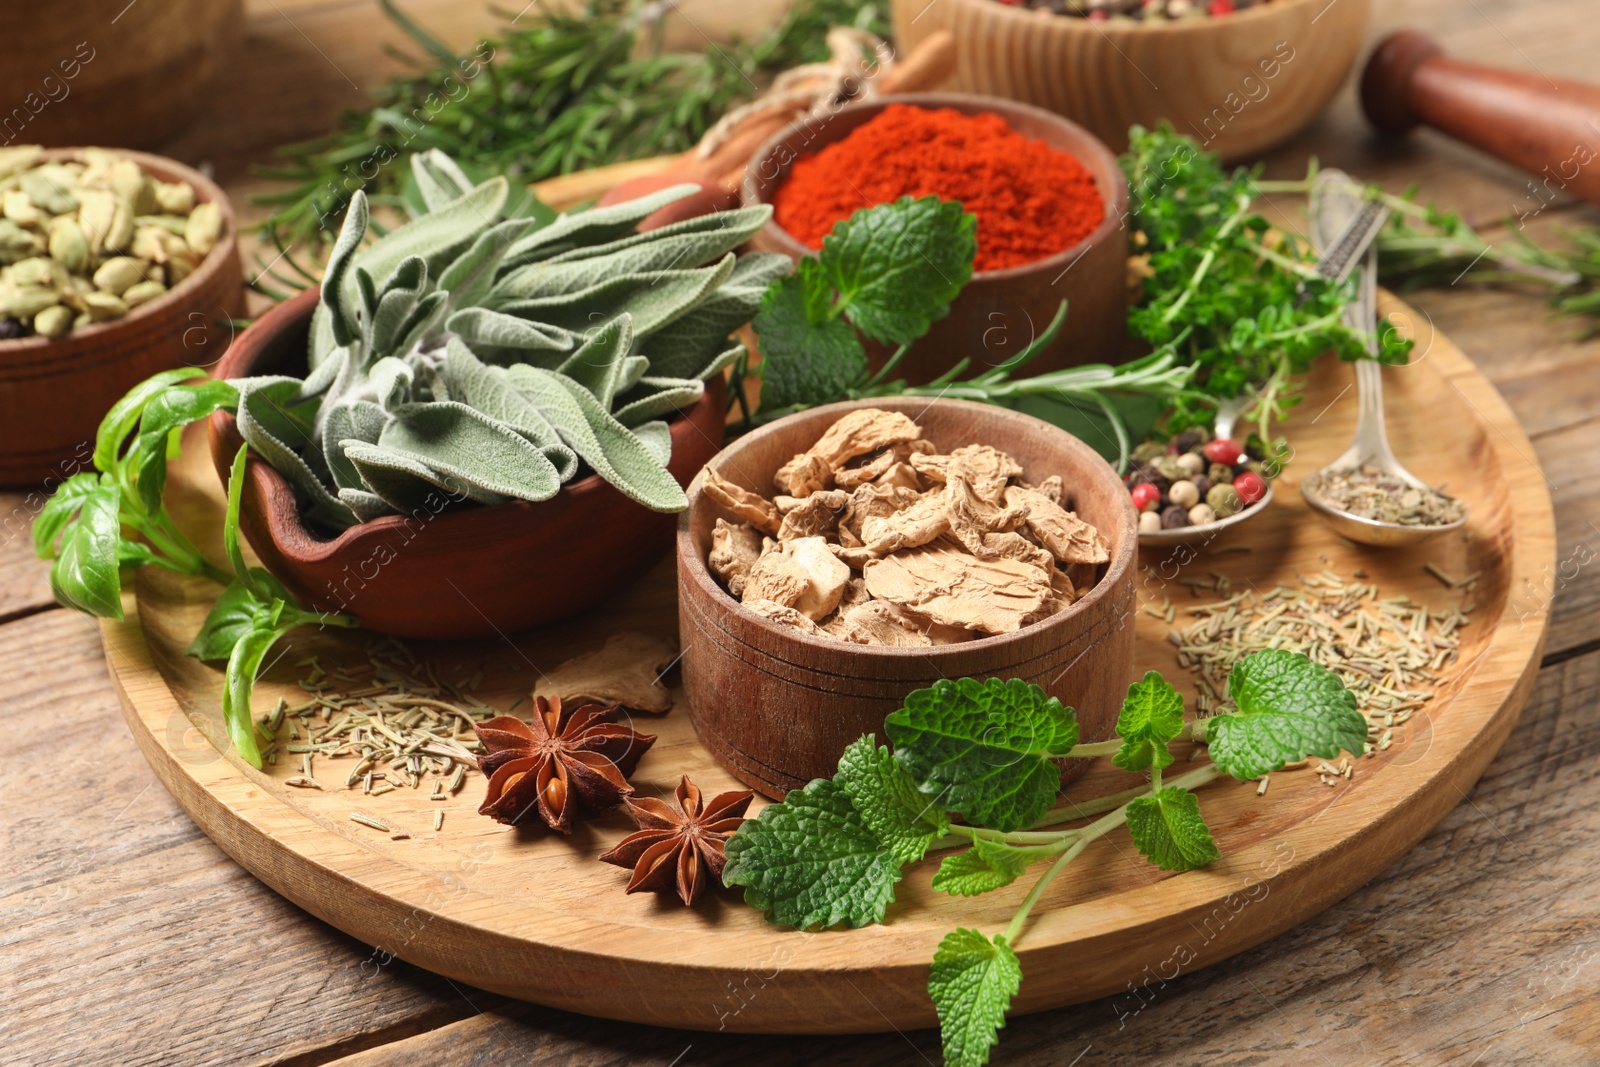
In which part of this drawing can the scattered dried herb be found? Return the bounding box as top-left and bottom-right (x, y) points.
(1303, 465), (1464, 527)
(599, 775), (754, 905)
(474, 697), (655, 832)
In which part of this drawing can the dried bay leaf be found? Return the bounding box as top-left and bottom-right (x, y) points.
(532, 631), (678, 714)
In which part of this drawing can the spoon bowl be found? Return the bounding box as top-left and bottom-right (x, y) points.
(1138, 479), (1276, 548)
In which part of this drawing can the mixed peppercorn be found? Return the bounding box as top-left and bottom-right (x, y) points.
(1125, 429), (1271, 533)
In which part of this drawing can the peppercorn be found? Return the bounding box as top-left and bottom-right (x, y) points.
(1175, 452), (1205, 477)
(1174, 428), (1206, 453)
(1207, 483), (1241, 518)
(1168, 479), (1200, 509)
(1130, 482), (1162, 512)
(1139, 511), (1163, 533)
(1152, 456), (1188, 482)
(1187, 502), (1217, 525)
(1160, 505), (1190, 529)
(0, 317), (27, 339)
(1202, 437), (1242, 465)
(1130, 463), (1171, 496)
(1233, 470), (1267, 505)
(1207, 462), (1234, 485)
(1132, 440), (1168, 463)
(1191, 475), (1211, 500)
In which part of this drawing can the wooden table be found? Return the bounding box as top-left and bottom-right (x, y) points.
(5, 1), (1599, 1064)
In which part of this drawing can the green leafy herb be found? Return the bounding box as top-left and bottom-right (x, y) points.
(1200, 647), (1368, 780)
(728, 649), (1366, 1066)
(721, 777), (903, 930)
(928, 929), (1022, 1067)
(1124, 786), (1219, 872)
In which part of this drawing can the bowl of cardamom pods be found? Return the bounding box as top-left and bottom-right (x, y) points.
(0, 146), (243, 486)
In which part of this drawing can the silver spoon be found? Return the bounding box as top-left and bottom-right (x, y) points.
(1137, 395), (1274, 548)
(1298, 171), (1467, 547)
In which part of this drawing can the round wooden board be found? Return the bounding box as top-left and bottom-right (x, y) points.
(105, 297), (1552, 1035)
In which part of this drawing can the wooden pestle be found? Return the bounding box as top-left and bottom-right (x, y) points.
(1362, 30), (1600, 206)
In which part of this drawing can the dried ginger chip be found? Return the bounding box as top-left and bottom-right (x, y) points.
(1005, 485), (1108, 565)
(743, 536), (850, 621)
(834, 439), (934, 491)
(975, 530), (1054, 572)
(777, 490), (852, 541)
(911, 445), (1022, 503)
(1036, 475), (1065, 507)
(702, 468), (780, 535)
(806, 408), (921, 468)
(837, 600), (933, 647)
(836, 491), (951, 567)
(532, 632), (677, 714)
(774, 452), (830, 497)
(945, 470), (1029, 557)
(843, 483), (923, 539)
(744, 598), (824, 635)
(709, 519), (762, 597)
(862, 545), (1052, 634)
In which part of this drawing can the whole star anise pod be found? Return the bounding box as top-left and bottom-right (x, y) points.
(474, 697), (656, 832)
(598, 774), (753, 905)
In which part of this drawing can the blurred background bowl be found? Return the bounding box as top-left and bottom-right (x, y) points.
(889, 0), (1371, 159)
(0, 149), (242, 487)
(741, 93), (1129, 385)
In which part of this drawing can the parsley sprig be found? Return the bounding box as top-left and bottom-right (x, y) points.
(722, 650), (1366, 1067)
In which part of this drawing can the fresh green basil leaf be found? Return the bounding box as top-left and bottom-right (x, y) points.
(1125, 786), (1220, 872)
(929, 928), (1021, 1067)
(1112, 670), (1187, 773)
(223, 621), (286, 768)
(49, 480), (125, 619)
(133, 380), (238, 516)
(886, 677), (1079, 833)
(93, 366), (208, 473)
(722, 777), (902, 930)
(835, 736), (950, 863)
(1205, 649), (1367, 780)
(822, 196), (976, 346)
(33, 471), (104, 559)
(187, 578), (271, 661)
(752, 260), (866, 411)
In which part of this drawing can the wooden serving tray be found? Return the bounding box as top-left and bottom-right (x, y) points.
(105, 298), (1552, 1033)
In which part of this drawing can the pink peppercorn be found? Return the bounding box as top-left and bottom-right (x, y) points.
(1233, 471), (1267, 505)
(1131, 482), (1162, 512)
(1202, 437), (1243, 466)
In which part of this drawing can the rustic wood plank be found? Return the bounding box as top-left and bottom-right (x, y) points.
(314, 644), (1600, 1065)
(0, 491), (59, 621)
(0, 609), (507, 1067)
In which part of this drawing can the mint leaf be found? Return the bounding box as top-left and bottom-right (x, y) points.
(835, 736), (950, 863)
(931, 836), (1061, 898)
(822, 196), (976, 346)
(1125, 786), (1219, 871)
(1205, 649), (1366, 780)
(752, 258), (865, 410)
(887, 678), (1078, 833)
(930, 928), (1021, 1067)
(1112, 670), (1186, 772)
(722, 778), (901, 930)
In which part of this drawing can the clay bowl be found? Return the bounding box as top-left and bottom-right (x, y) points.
(677, 397), (1138, 798)
(889, 0), (1370, 160)
(208, 289), (727, 641)
(0, 149), (243, 486)
(741, 93), (1129, 385)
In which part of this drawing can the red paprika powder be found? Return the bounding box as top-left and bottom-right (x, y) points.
(772, 104), (1106, 272)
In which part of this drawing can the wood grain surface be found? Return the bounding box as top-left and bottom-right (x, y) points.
(3, 0), (1600, 1064)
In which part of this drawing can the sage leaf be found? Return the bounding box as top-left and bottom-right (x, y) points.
(320, 191), (370, 347)
(499, 183), (701, 267)
(368, 256), (429, 357)
(440, 341), (579, 478)
(351, 176), (508, 313)
(437, 216), (541, 310)
(338, 487), (397, 523)
(492, 254), (736, 338)
(343, 441), (484, 510)
(378, 400), (563, 503)
(411, 149), (474, 212)
(556, 315), (632, 408)
(929, 929), (1021, 1067)
(722, 777), (902, 930)
(233, 377), (358, 528)
(612, 376), (704, 429)
(321, 399), (387, 492)
(1125, 786), (1220, 871)
(632, 420), (671, 467)
(445, 308), (573, 356)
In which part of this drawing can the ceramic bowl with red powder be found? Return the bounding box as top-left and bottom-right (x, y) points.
(743, 94), (1129, 385)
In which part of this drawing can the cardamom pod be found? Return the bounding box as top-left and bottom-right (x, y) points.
(130, 225), (169, 263)
(82, 291), (127, 322)
(76, 189), (117, 253)
(105, 196), (135, 253)
(184, 201), (222, 257)
(92, 256), (147, 296)
(2, 190), (41, 227)
(11, 256), (59, 289)
(0, 220), (43, 265)
(20, 165), (78, 215)
(165, 250), (198, 286)
(134, 214), (190, 237)
(2, 285), (61, 319)
(47, 217), (89, 273)
(153, 180), (194, 215)
(32, 304), (73, 339)
(122, 279), (166, 308)
(0, 145), (43, 183)
(109, 159), (158, 216)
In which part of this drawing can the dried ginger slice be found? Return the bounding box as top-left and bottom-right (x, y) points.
(911, 445), (1023, 503)
(742, 535), (850, 621)
(709, 519), (763, 597)
(532, 632), (677, 714)
(835, 439), (934, 491)
(702, 468), (781, 535)
(975, 530), (1054, 573)
(843, 484), (922, 540)
(838, 601), (933, 647)
(1036, 475), (1065, 507)
(836, 491), (951, 568)
(945, 470), (1030, 558)
(744, 598), (824, 635)
(807, 408), (921, 468)
(777, 490), (852, 541)
(862, 545), (1052, 635)
(773, 452), (830, 497)
(1005, 485), (1108, 565)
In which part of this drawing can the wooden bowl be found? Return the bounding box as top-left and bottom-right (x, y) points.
(0, 1), (242, 148)
(677, 397), (1138, 797)
(890, 0), (1371, 159)
(741, 94), (1129, 384)
(0, 149), (243, 487)
(208, 289), (727, 641)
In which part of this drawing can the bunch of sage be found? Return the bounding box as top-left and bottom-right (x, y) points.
(242, 150), (787, 531)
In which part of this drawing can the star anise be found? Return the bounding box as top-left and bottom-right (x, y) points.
(474, 696), (656, 832)
(598, 774), (753, 905)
